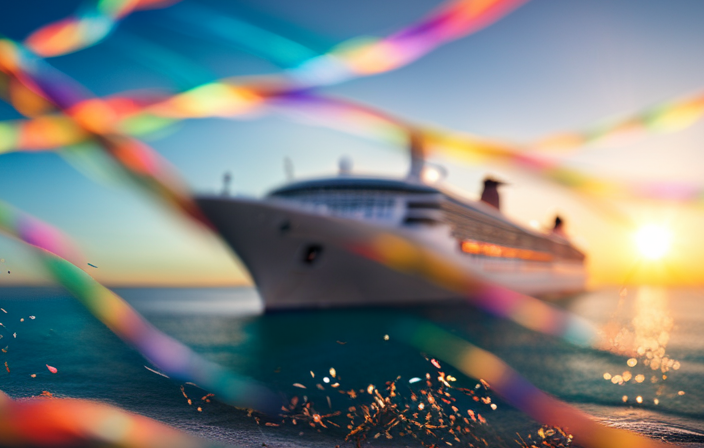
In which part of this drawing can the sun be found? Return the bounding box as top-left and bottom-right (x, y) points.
(634, 225), (671, 260)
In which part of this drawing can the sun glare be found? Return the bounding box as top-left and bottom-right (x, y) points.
(635, 225), (671, 260)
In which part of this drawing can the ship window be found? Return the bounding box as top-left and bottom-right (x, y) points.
(302, 244), (323, 265)
(407, 202), (441, 209)
(404, 217), (438, 226)
(279, 189), (397, 221)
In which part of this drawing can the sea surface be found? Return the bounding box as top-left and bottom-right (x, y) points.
(1, 286), (703, 447)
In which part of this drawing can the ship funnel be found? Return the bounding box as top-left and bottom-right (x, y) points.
(406, 130), (425, 182)
(339, 156), (353, 176)
(480, 177), (506, 210)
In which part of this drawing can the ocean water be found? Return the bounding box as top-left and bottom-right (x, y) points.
(1, 286), (703, 447)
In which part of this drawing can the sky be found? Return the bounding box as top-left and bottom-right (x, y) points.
(1, 0), (704, 287)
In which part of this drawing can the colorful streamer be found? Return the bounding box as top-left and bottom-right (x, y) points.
(0, 199), (281, 415)
(0, 391), (211, 448)
(3, 77), (704, 206)
(343, 226), (598, 348)
(1, 0), (529, 211)
(287, 0), (529, 86)
(0, 37), (208, 227)
(24, 0), (181, 58)
(392, 319), (669, 448)
(10, 0), (703, 209)
(100, 0), (530, 118)
(268, 92), (704, 204)
(534, 91), (704, 152)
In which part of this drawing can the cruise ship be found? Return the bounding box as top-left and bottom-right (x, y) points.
(196, 143), (586, 310)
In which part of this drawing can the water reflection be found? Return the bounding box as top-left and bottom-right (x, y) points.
(603, 287), (679, 374)
(600, 286), (682, 409)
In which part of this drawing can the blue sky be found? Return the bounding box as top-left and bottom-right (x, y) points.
(2, 0), (704, 285)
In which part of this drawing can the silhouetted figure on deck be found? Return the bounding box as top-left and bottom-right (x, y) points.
(480, 178), (505, 210)
(553, 215), (567, 238)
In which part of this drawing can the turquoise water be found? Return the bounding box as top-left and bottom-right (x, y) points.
(1, 286), (703, 447)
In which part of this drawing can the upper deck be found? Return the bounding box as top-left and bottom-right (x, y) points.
(268, 176), (585, 262)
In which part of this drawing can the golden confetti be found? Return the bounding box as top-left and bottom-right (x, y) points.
(329, 367), (336, 378)
(636, 396), (643, 404)
(384, 334), (389, 341)
(627, 358), (637, 367)
(293, 383), (306, 389)
(622, 395), (628, 403)
(367, 384), (374, 394)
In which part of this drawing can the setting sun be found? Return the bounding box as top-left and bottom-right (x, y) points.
(635, 225), (671, 260)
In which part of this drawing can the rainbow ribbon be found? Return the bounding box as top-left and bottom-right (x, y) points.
(0, 0), (529, 223)
(393, 320), (670, 448)
(287, 0), (529, 86)
(0, 37), (208, 227)
(268, 93), (704, 203)
(3, 80), (703, 205)
(8, 0), (702, 206)
(0, 199), (281, 415)
(0, 391), (212, 448)
(132, 0), (529, 118)
(24, 0), (182, 58)
(343, 227), (598, 348)
(534, 91), (704, 152)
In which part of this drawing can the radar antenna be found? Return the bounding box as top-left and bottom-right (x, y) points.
(339, 156), (353, 175)
(222, 172), (232, 196)
(284, 157), (294, 181)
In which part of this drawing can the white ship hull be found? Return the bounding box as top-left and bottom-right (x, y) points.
(197, 196), (586, 310)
